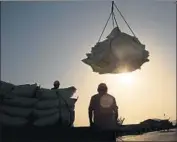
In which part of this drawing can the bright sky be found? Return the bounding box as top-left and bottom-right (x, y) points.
(1, 1), (176, 126)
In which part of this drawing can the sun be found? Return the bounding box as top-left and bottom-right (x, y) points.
(119, 72), (134, 85)
(104, 72), (136, 89)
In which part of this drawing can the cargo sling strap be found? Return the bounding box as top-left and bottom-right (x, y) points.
(98, 1), (137, 43)
(96, 1), (140, 68)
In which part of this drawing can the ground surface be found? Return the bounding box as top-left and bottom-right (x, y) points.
(119, 128), (177, 141)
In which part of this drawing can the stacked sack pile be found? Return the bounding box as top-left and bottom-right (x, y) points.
(33, 88), (60, 127)
(58, 87), (78, 127)
(33, 87), (77, 127)
(0, 81), (14, 102)
(82, 27), (149, 74)
(0, 81), (38, 127)
(0, 81), (78, 127)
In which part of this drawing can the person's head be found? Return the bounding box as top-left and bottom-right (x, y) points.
(97, 83), (108, 94)
(53, 80), (60, 89)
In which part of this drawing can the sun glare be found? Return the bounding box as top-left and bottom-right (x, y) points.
(105, 72), (136, 90)
(119, 73), (134, 85)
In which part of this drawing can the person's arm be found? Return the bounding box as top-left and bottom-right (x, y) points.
(113, 97), (118, 120)
(88, 97), (94, 126)
(88, 109), (93, 126)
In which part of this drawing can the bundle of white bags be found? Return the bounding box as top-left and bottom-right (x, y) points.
(82, 27), (149, 74)
(0, 81), (14, 98)
(34, 88), (60, 126)
(33, 87), (77, 127)
(0, 81), (78, 127)
(0, 81), (38, 126)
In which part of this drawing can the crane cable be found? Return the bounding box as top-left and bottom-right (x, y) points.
(97, 11), (112, 43)
(113, 2), (137, 38)
(97, 1), (137, 43)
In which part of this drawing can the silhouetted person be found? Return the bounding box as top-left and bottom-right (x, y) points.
(51, 80), (60, 90)
(68, 86), (78, 127)
(51, 80), (61, 125)
(89, 83), (118, 130)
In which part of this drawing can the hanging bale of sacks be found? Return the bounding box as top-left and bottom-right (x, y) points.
(82, 27), (149, 74)
(82, 1), (149, 74)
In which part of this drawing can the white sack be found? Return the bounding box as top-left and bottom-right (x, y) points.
(57, 88), (78, 108)
(36, 87), (76, 100)
(36, 88), (57, 100)
(0, 81), (14, 96)
(0, 112), (28, 126)
(12, 84), (37, 98)
(63, 98), (77, 109)
(3, 97), (38, 107)
(106, 27), (121, 39)
(33, 108), (58, 118)
(111, 33), (144, 61)
(90, 40), (110, 58)
(35, 99), (59, 110)
(60, 109), (71, 125)
(91, 33), (144, 63)
(33, 112), (59, 126)
(58, 87), (75, 99)
(0, 105), (33, 118)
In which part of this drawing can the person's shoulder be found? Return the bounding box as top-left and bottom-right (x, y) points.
(91, 94), (99, 100)
(91, 94), (97, 98)
(107, 93), (115, 99)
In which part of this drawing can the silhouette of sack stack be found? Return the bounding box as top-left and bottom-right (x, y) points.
(0, 81), (77, 127)
(0, 81), (38, 126)
(82, 27), (149, 74)
(0, 81), (14, 99)
(34, 87), (77, 127)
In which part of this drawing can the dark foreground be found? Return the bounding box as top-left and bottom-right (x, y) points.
(1, 126), (117, 142)
(1, 125), (177, 142)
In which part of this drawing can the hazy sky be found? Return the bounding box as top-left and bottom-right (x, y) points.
(1, 0), (176, 126)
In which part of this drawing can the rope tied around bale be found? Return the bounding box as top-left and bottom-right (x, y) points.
(97, 1), (137, 43)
